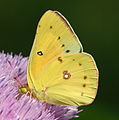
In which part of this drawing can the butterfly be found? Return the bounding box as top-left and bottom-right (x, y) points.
(27, 10), (99, 106)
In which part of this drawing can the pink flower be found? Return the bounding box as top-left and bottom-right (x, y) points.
(0, 52), (82, 120)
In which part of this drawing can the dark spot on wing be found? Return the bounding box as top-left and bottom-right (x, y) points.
(58, 57), (63, 63)
(50, 26), (53, 29)
(79, 63), (82, 66)
(83, 84), (86, 87)
(63, 71), (71, 80)
(84, 76), (87, 80)
(37, 51), (43, 56)
(61, 44), (65, 47)
(65, 50), (70, 53)
(57, 36), (61, 40)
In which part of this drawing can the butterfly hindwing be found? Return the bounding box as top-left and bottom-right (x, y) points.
(33, 53), (98, 106)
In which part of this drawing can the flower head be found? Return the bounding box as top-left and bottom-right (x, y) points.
(0, 52), (82, 120)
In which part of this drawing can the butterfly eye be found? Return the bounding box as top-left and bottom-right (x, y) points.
(37, 51), (43, 56)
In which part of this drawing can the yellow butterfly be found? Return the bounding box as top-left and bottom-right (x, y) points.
(27, 10), (99, 106)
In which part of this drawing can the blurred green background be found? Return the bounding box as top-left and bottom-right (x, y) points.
(0, 0), (118, 119)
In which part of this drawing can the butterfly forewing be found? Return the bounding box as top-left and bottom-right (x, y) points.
(28, 10), (83, 84)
